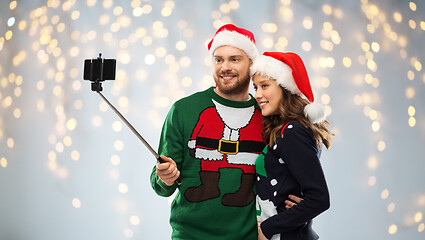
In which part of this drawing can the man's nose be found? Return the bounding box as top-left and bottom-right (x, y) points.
(221, 61), (231, 72)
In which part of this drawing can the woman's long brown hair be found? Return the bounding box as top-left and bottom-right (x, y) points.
(262, 87), (334, 149)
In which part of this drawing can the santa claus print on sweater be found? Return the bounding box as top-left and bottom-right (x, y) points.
(184, 99), (264, 207)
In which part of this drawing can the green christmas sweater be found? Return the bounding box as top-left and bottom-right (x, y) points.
(150, 87), (264, 240)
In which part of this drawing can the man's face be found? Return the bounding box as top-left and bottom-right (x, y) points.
(213, 46), (252, 97)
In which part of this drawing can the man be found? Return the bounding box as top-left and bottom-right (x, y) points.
(150, 24), (265, 240)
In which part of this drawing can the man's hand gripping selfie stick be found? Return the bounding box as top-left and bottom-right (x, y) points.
(83, 53), (182, 185)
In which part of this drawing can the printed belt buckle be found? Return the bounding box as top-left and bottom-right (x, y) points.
(218, 139), (239, 155)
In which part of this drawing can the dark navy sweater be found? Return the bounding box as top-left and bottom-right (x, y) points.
(256, 121), (330, 240)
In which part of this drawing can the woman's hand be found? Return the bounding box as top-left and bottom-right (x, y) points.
(258, 227), (268, 240)
(156, 156), (180, 186)
(285, 194), (303, 209)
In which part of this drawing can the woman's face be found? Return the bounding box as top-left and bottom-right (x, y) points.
(253, 73), (283, 116)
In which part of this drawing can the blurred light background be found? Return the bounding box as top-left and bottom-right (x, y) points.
(0, 0), (424, 239)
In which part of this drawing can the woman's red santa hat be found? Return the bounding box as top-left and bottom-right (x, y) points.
(250, 52), (327, 124)
(208, 24), (259, 60)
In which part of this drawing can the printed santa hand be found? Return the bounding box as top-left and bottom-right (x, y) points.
(156, 156), (181, 186)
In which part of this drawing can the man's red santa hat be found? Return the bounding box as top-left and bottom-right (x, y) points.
(250, 52), (326, 124)
(208, 24), (259, 60)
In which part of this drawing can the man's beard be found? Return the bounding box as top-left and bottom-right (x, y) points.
(214, 72), (251, 95)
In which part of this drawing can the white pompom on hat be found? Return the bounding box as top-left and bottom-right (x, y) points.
(250, 52), (326, 124)
(208, 24), (259, 60)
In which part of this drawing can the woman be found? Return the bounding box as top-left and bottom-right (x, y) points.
(251, 52), (333, 240)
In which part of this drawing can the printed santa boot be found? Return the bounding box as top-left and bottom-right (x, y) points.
(221, 173), (255, 207)
(184, 171), (220, 202)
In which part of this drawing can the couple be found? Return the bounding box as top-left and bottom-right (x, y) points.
(150, 24), (333, 240)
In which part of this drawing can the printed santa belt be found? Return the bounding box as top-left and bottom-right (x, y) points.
(195, 137), (264, 155)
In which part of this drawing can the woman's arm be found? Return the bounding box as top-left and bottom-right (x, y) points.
(260, 122), (330, 239)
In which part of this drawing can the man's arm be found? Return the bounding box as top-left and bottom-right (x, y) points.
(285, 194), (303, 209)
(150, 104), (184, 197)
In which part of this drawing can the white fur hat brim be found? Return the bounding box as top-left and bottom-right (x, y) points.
(209, 31), (259, 60)
(250, 55), (301, 95)
(251, 54), (327, 123)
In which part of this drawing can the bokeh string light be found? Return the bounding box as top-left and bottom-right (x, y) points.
(359, 0), (424, 235)
(0, 0), (424, 239)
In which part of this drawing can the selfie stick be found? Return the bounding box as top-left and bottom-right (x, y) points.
(85, 54), (181, 185)
(96, 91), (182, 185)
(97, 91), (182, 185)
(97, 92), (157, 159)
